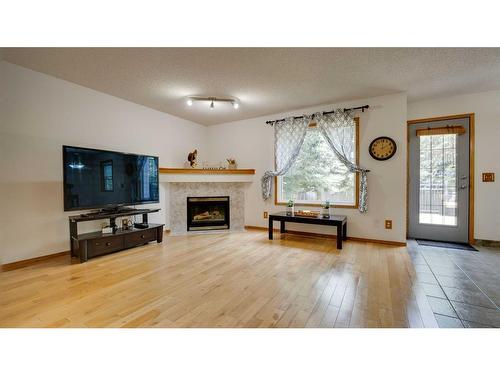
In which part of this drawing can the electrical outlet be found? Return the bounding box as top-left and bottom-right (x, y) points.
(263, 211), (268, 219)
(385, 220), (392, 229)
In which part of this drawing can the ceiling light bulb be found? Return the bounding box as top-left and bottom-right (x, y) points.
(186, 98), (193, 106)
(210, 101), (214, 110)
(232, 101), (239, 109)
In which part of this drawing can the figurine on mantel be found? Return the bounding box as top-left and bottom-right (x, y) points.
(226, 158), (237, 169)
(187, 149), (198, 168)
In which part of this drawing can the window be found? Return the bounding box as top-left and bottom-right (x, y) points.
(100, 160), (114, 192)
(276, 118), (359, 207)
(418, 134), (457, 226)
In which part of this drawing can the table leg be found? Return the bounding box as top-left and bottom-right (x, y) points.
(79, 240), (88, 263)
(343, 222), (347, 240)
(280, 220), (286, 234)
(268, 218), (273, 240)
(337, 224), (343, 250)
(69, 221), (77, 257)
(157, 226), (164, 243)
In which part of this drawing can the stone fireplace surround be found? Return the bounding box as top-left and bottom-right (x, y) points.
(168, 182), (246, 234)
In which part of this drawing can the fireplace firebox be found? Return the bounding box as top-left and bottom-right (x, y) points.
(187, 196), (230, 231)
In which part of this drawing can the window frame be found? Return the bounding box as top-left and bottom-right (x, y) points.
(274, 117), (360, 209)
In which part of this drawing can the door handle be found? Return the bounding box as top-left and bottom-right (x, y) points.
(460, 175), (468, 180)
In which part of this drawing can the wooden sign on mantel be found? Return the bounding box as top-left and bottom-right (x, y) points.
(159, 168), (255, 175)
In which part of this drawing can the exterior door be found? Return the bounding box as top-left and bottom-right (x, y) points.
(408, 117), (470, 243)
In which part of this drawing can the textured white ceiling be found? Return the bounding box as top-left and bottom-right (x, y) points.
(3, 48), (500, 125)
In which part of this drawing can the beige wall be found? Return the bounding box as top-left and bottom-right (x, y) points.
(408, 90), (500, 241)
(206, 93), (408, 243)
(0, 62), (208, 264)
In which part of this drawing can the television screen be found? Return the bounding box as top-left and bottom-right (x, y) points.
(63, 146), (159, 211)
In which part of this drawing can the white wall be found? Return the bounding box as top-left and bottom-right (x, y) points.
(3, 58), (496, 264)
(206, 93), (408, 243)
(0, 62), (208, 264)
(408, 90), (500, 241)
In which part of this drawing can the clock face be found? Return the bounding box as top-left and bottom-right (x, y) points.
(369, 137), (397, 160)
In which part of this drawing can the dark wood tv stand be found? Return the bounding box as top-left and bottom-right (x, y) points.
(69, 208), (164, 262)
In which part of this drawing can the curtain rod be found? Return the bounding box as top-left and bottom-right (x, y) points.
(265, 105), (369, 125)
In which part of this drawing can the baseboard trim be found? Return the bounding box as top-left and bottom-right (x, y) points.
(1, 250), (71, 272)
(244, 226), (406, 247)
(474, 239), (500, 248)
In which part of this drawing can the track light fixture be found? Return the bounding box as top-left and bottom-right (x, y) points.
(185, 96), (240, 110)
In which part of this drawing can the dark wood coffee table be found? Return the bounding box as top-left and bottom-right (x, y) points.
(268, 212), (347, 249)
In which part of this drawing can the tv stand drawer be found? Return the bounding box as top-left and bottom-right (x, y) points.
(87, 236), (124, 257)
(72, 223), (164, 262)
(124, 228), (157, 247)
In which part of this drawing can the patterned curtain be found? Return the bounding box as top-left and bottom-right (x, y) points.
(315, 110), (370, 213)
(261, 115), (312, 200)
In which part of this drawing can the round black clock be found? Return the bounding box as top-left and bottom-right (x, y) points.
(369, 136), (397, 160)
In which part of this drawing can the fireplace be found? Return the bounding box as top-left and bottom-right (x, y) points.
(187, 196), (230, 231)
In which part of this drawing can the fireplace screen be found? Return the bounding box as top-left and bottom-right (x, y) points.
(187, 196), (230, 231)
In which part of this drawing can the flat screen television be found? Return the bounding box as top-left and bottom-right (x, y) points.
(63, 145), (159, 211)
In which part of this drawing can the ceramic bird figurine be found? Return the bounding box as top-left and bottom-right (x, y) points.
(188, 149), (198, 168)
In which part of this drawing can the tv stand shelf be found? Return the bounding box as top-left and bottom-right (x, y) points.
(69, 208), (164, 262)
(69, 208), (160, 223)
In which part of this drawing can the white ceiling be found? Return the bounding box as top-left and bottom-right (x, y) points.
(3, 48), (500, 126)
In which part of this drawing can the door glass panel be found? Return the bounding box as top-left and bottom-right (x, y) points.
(419, 134), (457, 226)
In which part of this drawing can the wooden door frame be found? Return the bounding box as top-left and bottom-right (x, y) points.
(406, 113), (475, 245)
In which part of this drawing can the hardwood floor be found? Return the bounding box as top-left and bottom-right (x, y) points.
(1, 229), (495, 328)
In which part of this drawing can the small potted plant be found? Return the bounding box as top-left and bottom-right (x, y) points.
(286, 200), (294, 216)
(321, 201), (331, 218)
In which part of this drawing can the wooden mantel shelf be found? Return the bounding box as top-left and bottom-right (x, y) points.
(159, 168), (255, 175)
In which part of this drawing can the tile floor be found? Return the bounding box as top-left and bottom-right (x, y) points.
(407, 240), (500, 328)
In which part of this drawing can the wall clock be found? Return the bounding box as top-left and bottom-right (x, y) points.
(369, 136), (397, 160)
